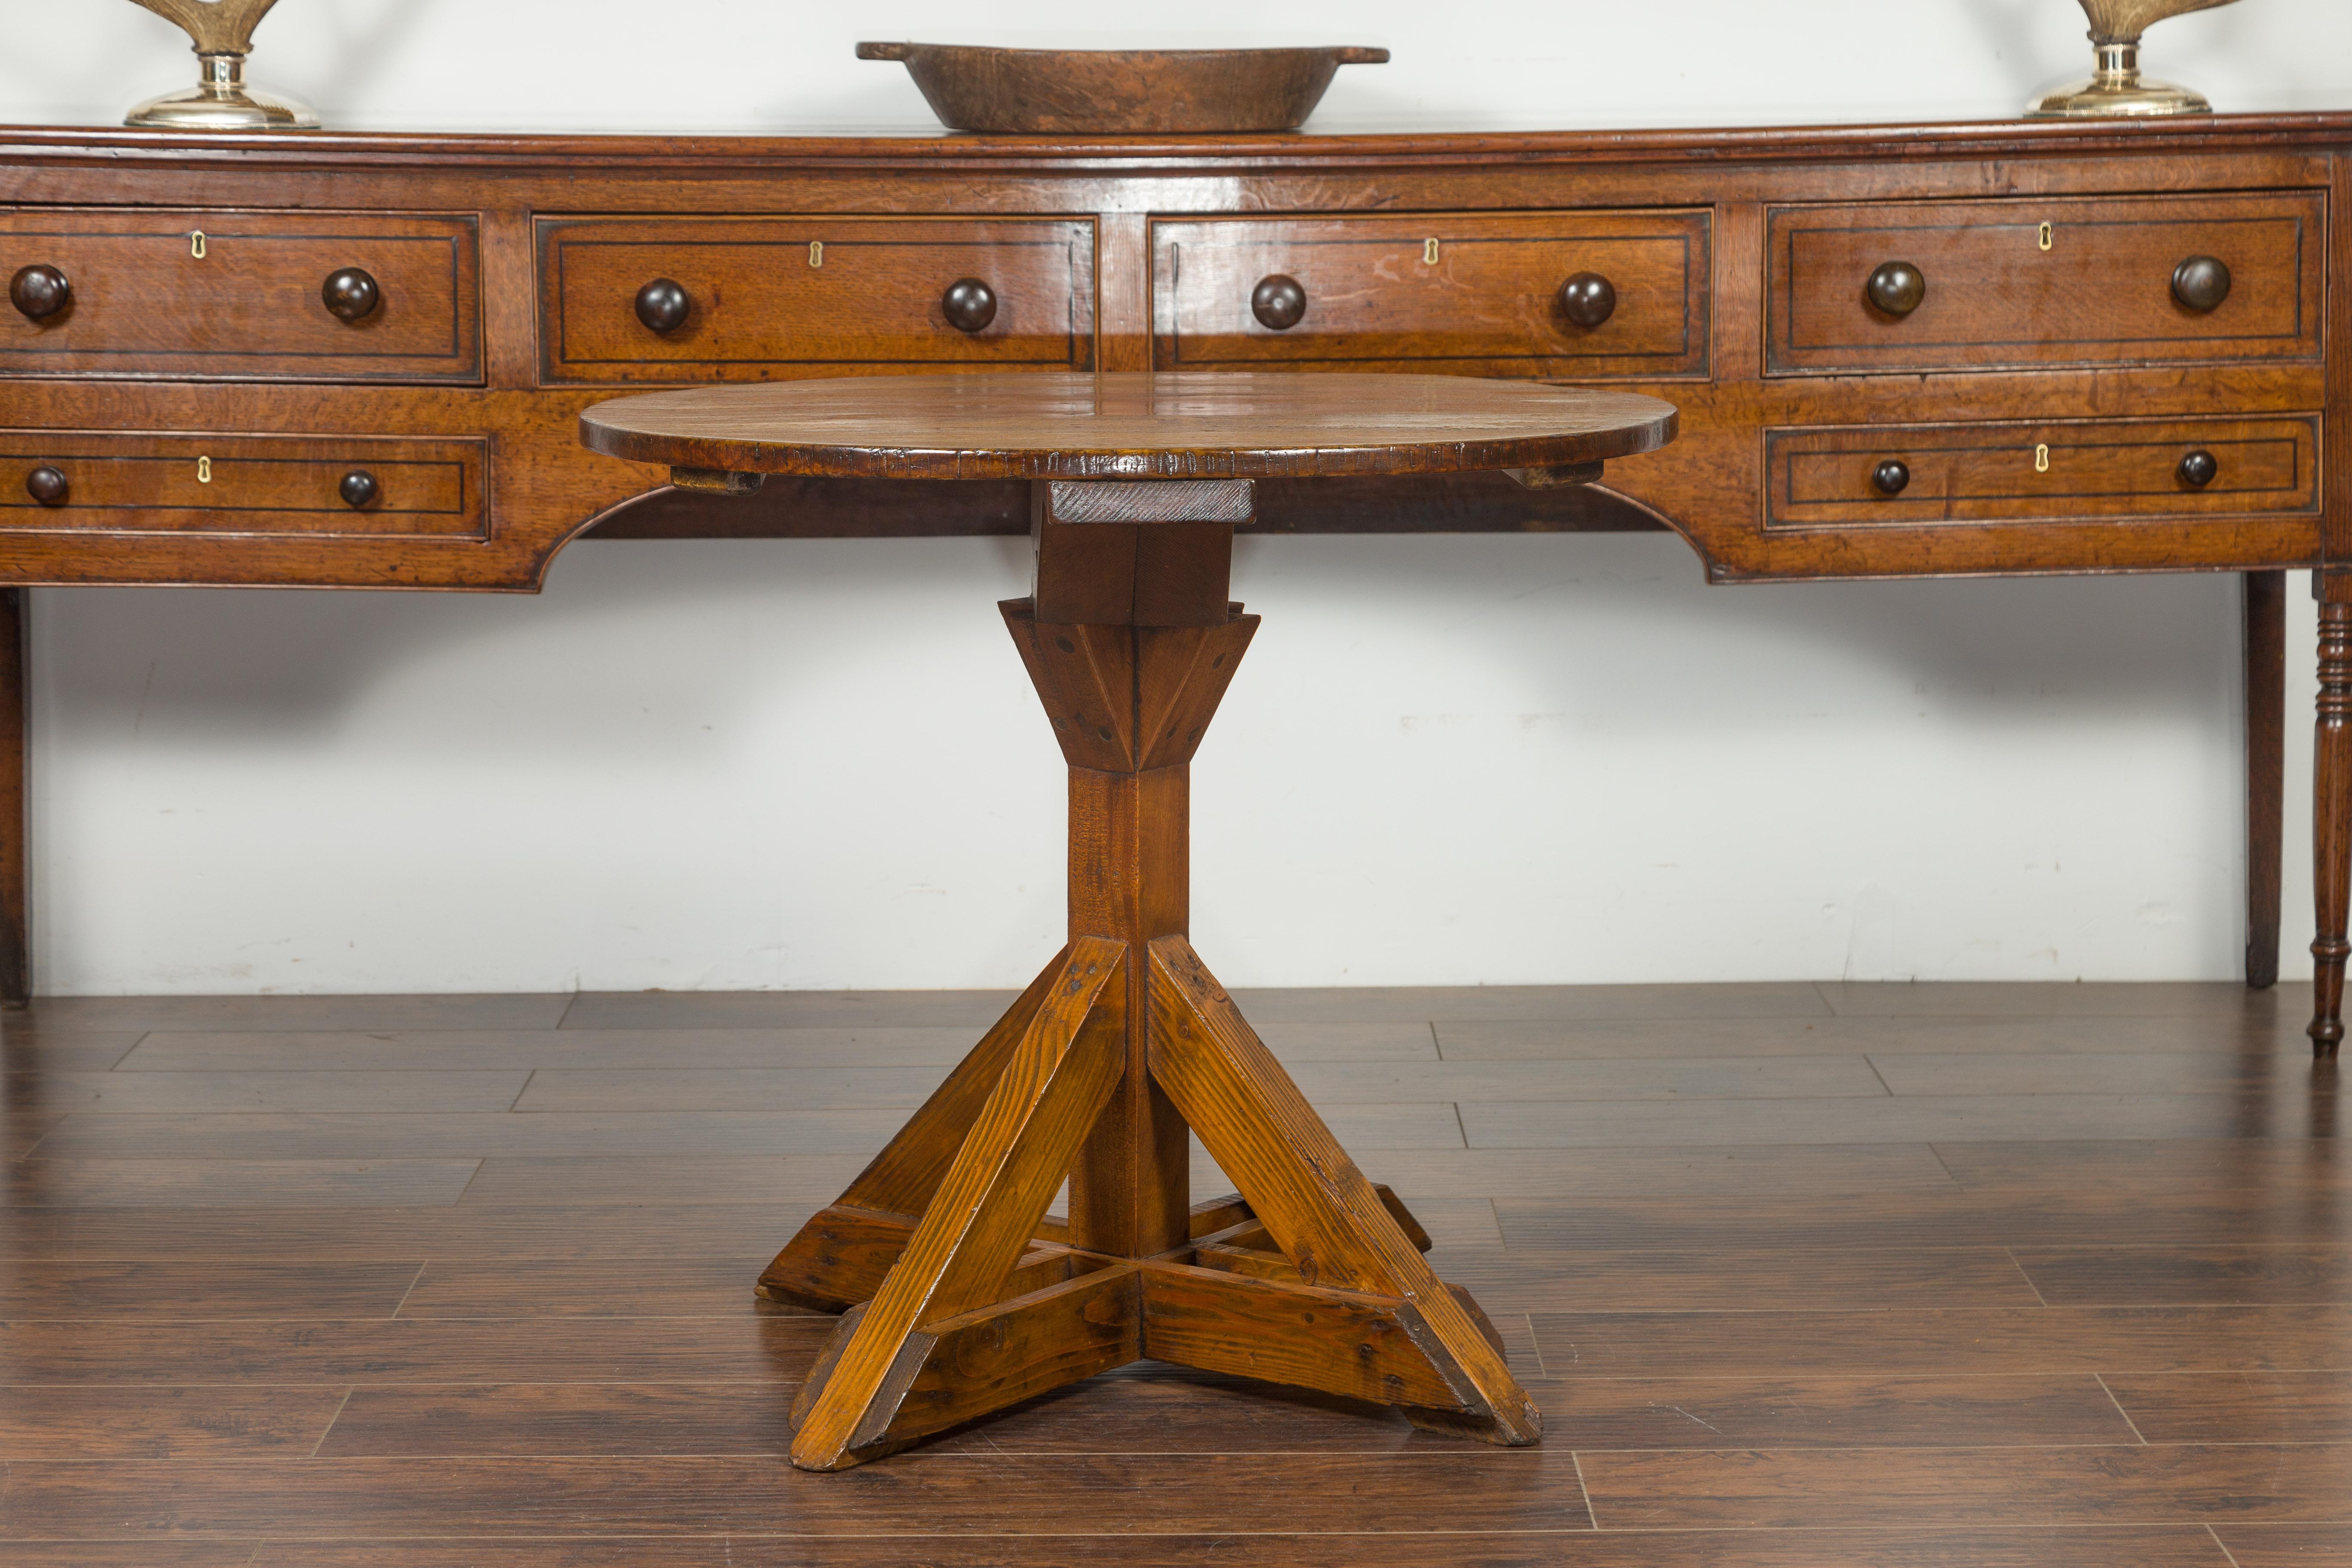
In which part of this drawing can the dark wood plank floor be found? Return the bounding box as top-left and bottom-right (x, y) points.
(3, 980), (2345, 1565)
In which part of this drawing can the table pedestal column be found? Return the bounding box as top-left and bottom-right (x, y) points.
(758, 478), (1540, 1470)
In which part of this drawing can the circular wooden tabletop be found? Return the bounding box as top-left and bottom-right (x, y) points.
(579, 372), (1677, 481)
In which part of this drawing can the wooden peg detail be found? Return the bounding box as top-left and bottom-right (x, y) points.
(1003, 602), (1258, 773)
(1136, 618), (1258, 768)
(1145, 934), (1541, 1445)
(788, 937), (1130, 1471)
(1002, 605), (1139, 769)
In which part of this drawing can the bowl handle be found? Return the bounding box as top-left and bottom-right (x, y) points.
(1332, 47), (1391, 64)
(855, 41), (913, 60)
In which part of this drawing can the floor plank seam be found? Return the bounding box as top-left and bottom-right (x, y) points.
(2002, 1247), (2053, 1306)
(446, 1158), (488, 1206)
(386, 1261), (428, 1320)
(2099, 1375), (2150, 1446)
(2207, 1522), (2248, 1566)
(100, 1032), (151, 1072)
(1569, 1447), (1598, 1530)
(306, 1388), (354, 1458)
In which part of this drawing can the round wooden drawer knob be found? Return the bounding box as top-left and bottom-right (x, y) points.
(1865, 261), (1927, 317)
(2171, 255), (2231, 312)
(339, 470), (380, 508)
(942, 278), (997, 334)
(635, 278), (691, 334)
(2177, 450), (2218, 487)
(1558, 272), (1617, 328)
(1251, 274), (1307, 331)
(25, 466), (67, 506)
(1872, 459), (1911, 496)
(322, 268), (381, 322)
(9, 264), (69, 321)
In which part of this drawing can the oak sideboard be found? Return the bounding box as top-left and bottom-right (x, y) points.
(0, 116), (2344, 1042)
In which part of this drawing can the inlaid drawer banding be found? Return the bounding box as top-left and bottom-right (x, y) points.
(1152, 210), (1713, 379)
(535, 216), (1096, 384)
(0, 208), (481, 383)
(1764, 416), (2320, 531)
(0, 431), (489, 539)
(1767, 192), (2322, 376)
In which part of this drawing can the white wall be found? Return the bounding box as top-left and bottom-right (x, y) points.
(6, 2), (2343, 994)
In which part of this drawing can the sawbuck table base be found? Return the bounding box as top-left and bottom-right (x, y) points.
(755, 491), (1537, 1471)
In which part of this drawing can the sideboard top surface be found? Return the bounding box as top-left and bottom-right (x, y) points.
(4, 113), (2350, 173)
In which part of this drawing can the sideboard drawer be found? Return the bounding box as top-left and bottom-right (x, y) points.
(1764, 416), (2319, 531)
(536, 217), (1095, 384)
(1766, 193), (2322, 376)
(0, 431), (487, 539)
(1152, 211), (1711, 378)
(0, 209), (481, 383)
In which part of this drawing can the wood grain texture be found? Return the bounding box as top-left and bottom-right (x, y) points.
(0, 430), (487, 539)
(0, 206), (480, 382)
(855, 43), (1388, 135)
(209, 1533), (2248, 1568)
(536, 217), (1093, 384)
(0, 978), (2345, 1550)
(579, 371), (1676, 480)
(1765, 193), (2323, 376)
(786, 938), (1127, 1469)
(1153, 210), (1712, 379)
(1578, 1442), (2352, 1529)
(1148, 936), (1540, 1443)
(0, 119), (2331, 626)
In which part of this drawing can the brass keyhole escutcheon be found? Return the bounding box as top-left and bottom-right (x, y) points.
(2035, 443), (2051, 474)
(1423, 238), (1439, 265)
(190, 231), (206, 260)
(808, 241), (824, 268)
(2038, 222), (2053, 252)
(196, 455), (211, 484)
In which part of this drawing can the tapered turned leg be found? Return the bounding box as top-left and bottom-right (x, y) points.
(0, 587), (27, 1007)
(2313, 573), (2352, 1054)
(2245, 571), (2285, 991)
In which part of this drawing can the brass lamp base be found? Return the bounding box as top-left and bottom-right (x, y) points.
(2027, 41), (2210, 116)
(126, 53), (317, 131)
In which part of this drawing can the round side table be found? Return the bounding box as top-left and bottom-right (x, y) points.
(582, 371), (1677, 1471)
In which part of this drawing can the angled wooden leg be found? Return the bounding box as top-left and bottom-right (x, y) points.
(789, 936), (1130, 1471)
(792, 1262), (1142, 1456)
(756, 949), (1071, 1311)
(1145, 934), (1541, 1444)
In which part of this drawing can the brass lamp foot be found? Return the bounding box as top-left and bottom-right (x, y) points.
(126, 52), (318, 130)
(2027, 38), (2211, 117)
